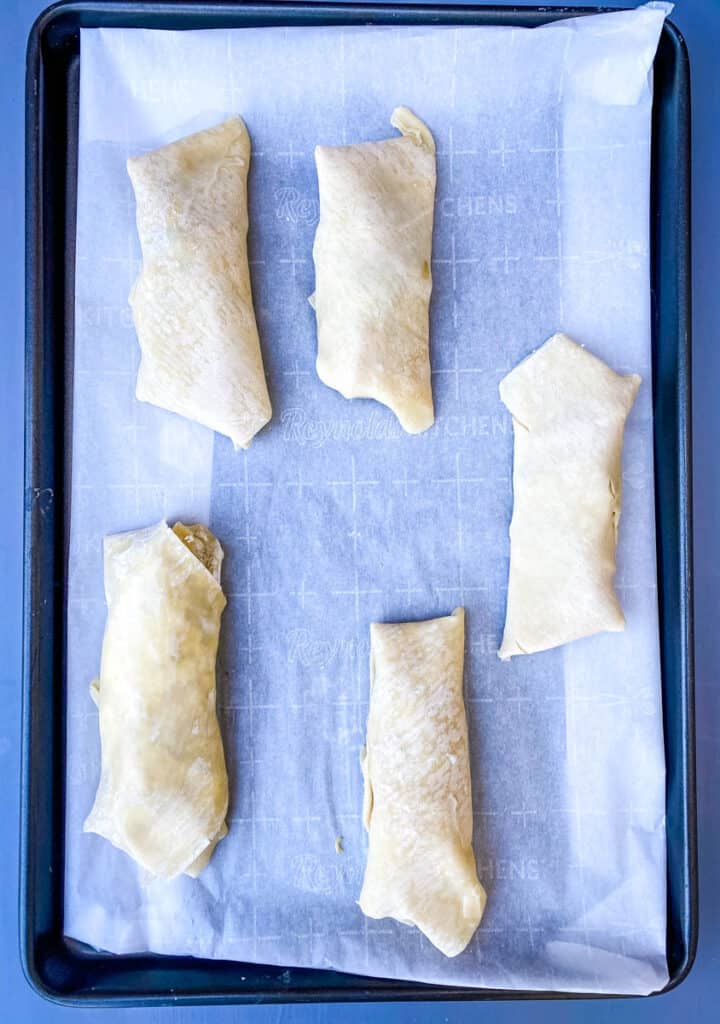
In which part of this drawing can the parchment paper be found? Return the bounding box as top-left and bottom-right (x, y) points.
(65, 3), (671, 993)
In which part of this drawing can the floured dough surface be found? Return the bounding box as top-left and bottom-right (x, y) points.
(311, 107), (437, 434)
(84, 520), (229, 879)
(360, 608), (486, 957)
(128, 118), (272, 449)
(499, 332), (641, 659)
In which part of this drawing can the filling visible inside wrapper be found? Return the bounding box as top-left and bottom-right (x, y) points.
(173, 522), (223, 582)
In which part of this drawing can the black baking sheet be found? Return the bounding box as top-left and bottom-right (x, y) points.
(22, 1), (695, 1005)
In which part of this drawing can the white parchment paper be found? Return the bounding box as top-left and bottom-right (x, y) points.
(65, 4), (671, 993)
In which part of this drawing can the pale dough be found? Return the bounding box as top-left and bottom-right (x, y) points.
(84, 520), (229, 879)
(498, 332), (641, 659)
(311, 107), (437, 434)
(128, 118), (272, 449)
(359, 608), (486, 957)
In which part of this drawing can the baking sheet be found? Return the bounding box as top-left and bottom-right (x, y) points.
(64, 3), (671, 993)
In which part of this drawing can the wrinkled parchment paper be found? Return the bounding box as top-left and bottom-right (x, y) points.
(65, 3), (671, 993)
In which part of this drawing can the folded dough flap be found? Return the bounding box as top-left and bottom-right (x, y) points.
(498, 334), (641, 659)
(86, 520), (228, 879)
(499, 332), (641, 431)
(360, 608), (487, 957)
(312, 107), (436, 435)
(127, 117), (251, 204)
(390, 105), (436, 154)
(184, 820), (229, 878)
(102, 520), (225, 604)
(127, 118), (272, 451)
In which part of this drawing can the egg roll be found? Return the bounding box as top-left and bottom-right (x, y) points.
(84, 520), (229, 879)
(499, 333), (641, 659)
(311, 107), (436, 434)
(359, 608), (486, 956)
(128, 118), (272, 449)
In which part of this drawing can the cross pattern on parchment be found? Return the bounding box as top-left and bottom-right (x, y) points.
(66, 20), (665, 988)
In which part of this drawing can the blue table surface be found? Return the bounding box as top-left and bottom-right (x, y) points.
(2, 0), (718, 1019)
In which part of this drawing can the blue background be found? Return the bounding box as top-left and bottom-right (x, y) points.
(2, 0), (717, 1019)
